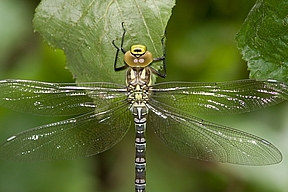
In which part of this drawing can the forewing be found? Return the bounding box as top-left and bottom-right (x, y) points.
(0, 101), (132, 161)
(147, 101), (282, 165)
(0, 79), (126, 116)
(150, 79), (288, 115)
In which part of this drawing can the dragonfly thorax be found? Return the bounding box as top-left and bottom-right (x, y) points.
(126, 67), (151, 105)
(124, 45), (153, 68)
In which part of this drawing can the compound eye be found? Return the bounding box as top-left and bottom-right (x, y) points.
(124, 49), (153, 67)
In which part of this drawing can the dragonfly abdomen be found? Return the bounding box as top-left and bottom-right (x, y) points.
(135, 122), (147, 192)
(132, 105), (148, 192)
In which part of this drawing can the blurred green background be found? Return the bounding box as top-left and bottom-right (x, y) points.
(0, 0), (287, 192)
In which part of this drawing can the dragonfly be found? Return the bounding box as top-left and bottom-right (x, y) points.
(0, 23), (286, 192)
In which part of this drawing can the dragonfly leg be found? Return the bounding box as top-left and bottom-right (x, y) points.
(151, 34), (167, 78)
(112, 22), (128, 71)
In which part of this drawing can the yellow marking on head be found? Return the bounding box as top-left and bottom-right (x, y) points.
(131, 45), (147, 56)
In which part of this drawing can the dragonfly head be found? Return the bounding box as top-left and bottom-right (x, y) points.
(124, 44), (153, 68)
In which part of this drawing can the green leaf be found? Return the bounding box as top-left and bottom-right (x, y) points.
(33, 0), (175, 84)
(236, 0), (288, 82)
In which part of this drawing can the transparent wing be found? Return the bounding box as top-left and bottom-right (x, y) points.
(147, 101), (282, 165)
(0, 101), (132, 161)
(0, 79), (126, 116)
(150, 79), (288, 115)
